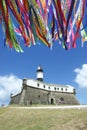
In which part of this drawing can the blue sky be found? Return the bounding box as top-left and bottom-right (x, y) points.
(0, 23), (87, 106)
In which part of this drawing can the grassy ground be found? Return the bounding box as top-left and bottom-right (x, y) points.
(0, 107), (87, 130)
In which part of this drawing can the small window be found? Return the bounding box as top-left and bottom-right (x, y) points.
(65, 88), (67, 91)
(73, 89), (76, 94)
(43, 85), (45, 88)
(49, 86), (50, 89)
(37, 83), (39, 87)
(57, 88), (59, 90)
(54, 87), (56, 90)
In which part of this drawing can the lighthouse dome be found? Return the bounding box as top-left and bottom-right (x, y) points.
(37, 66), (43, 72)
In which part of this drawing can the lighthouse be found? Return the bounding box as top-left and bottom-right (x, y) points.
(10, 65), (79, 105)
(36, 66), (44, 82)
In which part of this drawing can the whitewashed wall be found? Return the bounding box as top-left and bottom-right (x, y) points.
(26, 79), (74, 93)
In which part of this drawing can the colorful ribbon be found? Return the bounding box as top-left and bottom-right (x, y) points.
(0, 0), (87, 52)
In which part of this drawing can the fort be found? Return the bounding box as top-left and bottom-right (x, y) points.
(10, 66), (79, 105)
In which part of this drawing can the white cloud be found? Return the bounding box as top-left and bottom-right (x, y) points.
(74, 64), (87, 89)
(0, 74), (22, 106)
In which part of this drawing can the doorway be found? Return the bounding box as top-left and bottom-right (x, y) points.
(51, 98), (54, 104)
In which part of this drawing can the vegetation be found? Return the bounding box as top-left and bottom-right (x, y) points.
(0, 106), (87, 130)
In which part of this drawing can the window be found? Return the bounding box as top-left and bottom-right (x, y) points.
(65, 88), (67, 91)
(37, 83), (39, 87)
(73, 89), (76, 94)
(49, 86), (50, 89)
(54, 87), (56, 90)
(43, 85), (45, 88)
(57, 88), (59, 90)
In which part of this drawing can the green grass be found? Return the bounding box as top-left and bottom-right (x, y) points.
(0, 107), (87, 130)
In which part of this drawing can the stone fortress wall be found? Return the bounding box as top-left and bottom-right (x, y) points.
(10, 80), (79, 105)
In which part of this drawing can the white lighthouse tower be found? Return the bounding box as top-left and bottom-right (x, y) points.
(36, 66), (44, 82)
